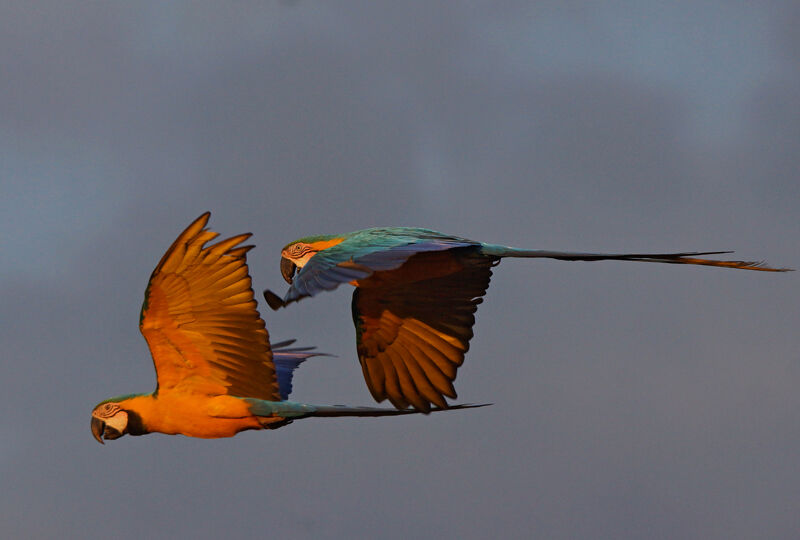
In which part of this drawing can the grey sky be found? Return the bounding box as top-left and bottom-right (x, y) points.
(2, 2), (798, 538)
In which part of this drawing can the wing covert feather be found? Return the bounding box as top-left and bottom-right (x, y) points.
(284, 228), (479, 304)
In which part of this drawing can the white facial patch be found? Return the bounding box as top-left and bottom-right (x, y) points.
(104, 410), (128, 433)
(293, 251), (316, 268)
(282, 244), (317, 268)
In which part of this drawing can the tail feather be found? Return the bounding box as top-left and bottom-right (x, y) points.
(309, 403), (490, 418)
(480, 244), (792, 272)
(245, 398), (490, 420)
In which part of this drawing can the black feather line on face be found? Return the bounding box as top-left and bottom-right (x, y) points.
(125, 410), (147, 436)
(103, 426), (123, 440)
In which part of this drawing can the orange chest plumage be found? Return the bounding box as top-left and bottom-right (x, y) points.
(123, 394), (265, 438)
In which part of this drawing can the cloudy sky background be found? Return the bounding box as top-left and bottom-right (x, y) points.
(2, 2), (799, 538)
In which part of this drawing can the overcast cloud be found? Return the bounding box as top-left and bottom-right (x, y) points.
(2, 2), (799, 539)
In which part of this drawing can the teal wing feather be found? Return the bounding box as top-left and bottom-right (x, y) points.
(283, 227), (478, 304)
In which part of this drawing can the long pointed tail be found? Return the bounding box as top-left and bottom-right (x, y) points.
(480, 244), (792, 272)
(309, 403), (490, 418)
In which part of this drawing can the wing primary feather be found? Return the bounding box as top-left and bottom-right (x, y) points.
(151, 212), (210, 271)
(383, 346), (426, 411)
(399, 336), (457, 398)
(205, 233), (253, 261)
(375, 352), (407, 409)
(359, 351), (386, 402)
(140, 213), (280, 401)
(394, 341), (447, 409)
(400, 327), (459, 379)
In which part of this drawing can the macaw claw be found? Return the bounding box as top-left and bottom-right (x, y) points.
(263, 289), (286, 310)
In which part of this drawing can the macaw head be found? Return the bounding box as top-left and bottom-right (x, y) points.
(90, 397), (144, 444)
(279, 235), (345, 284)
(279, 242), (311, 284)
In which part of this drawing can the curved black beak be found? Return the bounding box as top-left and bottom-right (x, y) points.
(91, 417), (105, 444)
(280, 257), (297, 284)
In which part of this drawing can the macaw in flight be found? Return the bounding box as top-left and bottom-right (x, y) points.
(264, 227), (791, 413)
(91, 214), (481, 443)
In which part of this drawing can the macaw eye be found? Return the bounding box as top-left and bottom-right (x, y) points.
(100, 403), (119, 416)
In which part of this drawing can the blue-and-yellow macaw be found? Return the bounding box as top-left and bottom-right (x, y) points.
(264, 227), (791, 412)
(90, 215), (482, 443)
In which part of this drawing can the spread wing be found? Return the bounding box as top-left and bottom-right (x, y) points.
(139, 212), (279, 400)
(283, 228), (478, 305)
(351, 248), (498, 412)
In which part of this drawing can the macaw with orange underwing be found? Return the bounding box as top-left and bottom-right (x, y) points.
(263, 227), (791, 413)
(90, 215), (483, 444)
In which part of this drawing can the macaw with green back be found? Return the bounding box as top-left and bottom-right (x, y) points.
(264, 227), (791, 413)
(90, 214), (482, 443)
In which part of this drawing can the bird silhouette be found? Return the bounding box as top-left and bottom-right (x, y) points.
(91, 214), (482, 443)
(265, 226), (791, 412)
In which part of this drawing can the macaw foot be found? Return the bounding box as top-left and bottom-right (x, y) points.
(257, 416), (294, 430)
(263, 289), (286, 310)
